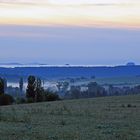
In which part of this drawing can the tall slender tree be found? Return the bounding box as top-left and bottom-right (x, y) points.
(19, 77), (24, 95)
(3, 78), (7, 92)
(0, 78), (5, 95)
(35, 78), (44, 102)
(26, 76), (36, 101)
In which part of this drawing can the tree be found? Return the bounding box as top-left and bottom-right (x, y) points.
(0, 77), (5, 95)
(57, 81), (69, 97)
(70, 86), (81, 99)
(35, 78), (44, 102)
(26, 76), (60, 103)
(19, 77), (24, 95)
(87, 82), (106, 97)
(87, 82), (98, 97)
(26, 76), (36, 101)
(3, 78), (7, 92)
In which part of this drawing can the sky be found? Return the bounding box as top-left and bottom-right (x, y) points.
(0, 0), (140, 65)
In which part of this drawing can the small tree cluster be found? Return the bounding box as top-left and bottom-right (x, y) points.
(65, 82), (107, 99)
(0, 77), (14, 106)
(26, 75), (60, 103)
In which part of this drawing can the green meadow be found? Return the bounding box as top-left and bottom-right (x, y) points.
(0, 95), (140, 140)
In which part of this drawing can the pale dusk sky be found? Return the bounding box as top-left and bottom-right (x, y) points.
(0, 0), (140, 65)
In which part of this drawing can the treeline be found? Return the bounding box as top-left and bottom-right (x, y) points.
(0, 76), (60, 106)
(1, 76), (140, 106)
(64, 82), (140, 99)
(64, 82), (106, 99)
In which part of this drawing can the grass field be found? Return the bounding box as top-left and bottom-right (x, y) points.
(0, 95), (140, 140)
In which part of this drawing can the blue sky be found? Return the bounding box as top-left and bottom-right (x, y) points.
(0, 25), (140, 65)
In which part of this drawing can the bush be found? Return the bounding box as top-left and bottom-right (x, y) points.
(27, 98), (34, 103)
(0, 94), (14, 106)
(127, 104), (132, 108)
(45, 91), (60, 101)
(127, 104), (136, 108)
(16, 98), (26, 104)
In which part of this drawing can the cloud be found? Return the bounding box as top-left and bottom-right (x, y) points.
(0, 0), (139, 29)
(0, 0), (139, 5)
(0, 24), (77, 39)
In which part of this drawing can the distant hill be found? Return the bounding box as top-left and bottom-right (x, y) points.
(0, 65), (140, 82)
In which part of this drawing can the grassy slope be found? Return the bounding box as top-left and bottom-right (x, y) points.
(0, 95), (140, 140)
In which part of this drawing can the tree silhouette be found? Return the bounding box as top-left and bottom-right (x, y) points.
(19, 77), (24, 95)
(26, 76), (36, 101)
(35, 78), (44, 102)
(3, 78), (7, 92)
(0, 78), (5, 95)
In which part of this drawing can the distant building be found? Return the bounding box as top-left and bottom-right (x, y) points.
(65, 64), (70, 66)
(126, 62), (136, 66)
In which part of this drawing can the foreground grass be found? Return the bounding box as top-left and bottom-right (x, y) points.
(0, 95), (140, 140)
